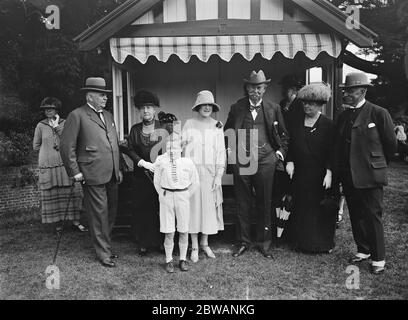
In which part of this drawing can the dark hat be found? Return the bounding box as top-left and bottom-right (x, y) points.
(39, 97), (62, 109)
(158, 111), (177, 124)
(134, 90), (160, 108)
(339, 72), (373, 89)
(80, 77), (112, 93)
(279, 75), (304, 89)
(243, 70), (271, 85)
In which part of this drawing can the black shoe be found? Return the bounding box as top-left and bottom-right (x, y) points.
(165, 261), (175, 273)
(110, 253), (119, 259)
(258, 248), (274, 259)
(72, 223), (88, 232)
(370, 265), (385, 275)
(100, 258), (116, 268)
(179, 260), (189, 272)
(232, 244), (248, 257)
(348, 255), (370, 263)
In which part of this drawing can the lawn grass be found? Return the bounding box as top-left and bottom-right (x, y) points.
(1, 163), (408, 300)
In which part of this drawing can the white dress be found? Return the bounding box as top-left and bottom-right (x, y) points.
(182, 118), (226, 234)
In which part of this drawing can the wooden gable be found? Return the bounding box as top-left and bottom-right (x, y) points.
(75, 0), (377, 51)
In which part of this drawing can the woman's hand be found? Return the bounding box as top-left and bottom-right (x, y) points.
(212, 177), (222, 191)
(323, 169), (332, 190)
(286, 162), (295, 179)
(143, 161), (155, 173)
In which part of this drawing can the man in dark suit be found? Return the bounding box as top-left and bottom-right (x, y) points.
(225, 70), (289, 259)
(60, 77), (123, 268)
(334, 72), (397, 275)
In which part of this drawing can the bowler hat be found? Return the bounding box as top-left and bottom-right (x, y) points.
(134, 90), (160, 108)
(339, 72), (373, 89)
(192, 90), (220, 112)
(243, 70), (271, 85)
(80, 77), (112, 93)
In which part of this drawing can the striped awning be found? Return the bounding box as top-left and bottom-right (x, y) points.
(110, 34), (342, 64)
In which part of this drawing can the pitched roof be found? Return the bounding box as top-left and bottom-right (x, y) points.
(74, 0), (377, 51)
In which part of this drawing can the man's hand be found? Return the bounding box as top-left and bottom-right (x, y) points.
(118, 171), (123, 184)
(276, 151), (284, 161)
(286, 162), (294, 179)
(73, 172), (84, 183)
(323, 169), (332, 190)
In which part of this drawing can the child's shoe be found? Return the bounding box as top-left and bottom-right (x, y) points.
(165, 260), (175, 273)
(179, 260), (189, 271)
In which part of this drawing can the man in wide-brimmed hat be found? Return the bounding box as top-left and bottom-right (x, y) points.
(60, 77), (123, 268)
(225, 70), (289, 259)
(334, 72), (397, 274)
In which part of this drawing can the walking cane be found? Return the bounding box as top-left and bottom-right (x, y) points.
(52, 180), (77, 265)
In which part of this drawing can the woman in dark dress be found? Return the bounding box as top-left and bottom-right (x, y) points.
(126, 90), (172, 255)
(285, 83), (336, 253)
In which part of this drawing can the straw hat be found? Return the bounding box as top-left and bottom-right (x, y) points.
(192, 90), (220, 112)
(80, 77), (112, 93)
(243, 70), (271, 85)
(339, 72), (373, 89)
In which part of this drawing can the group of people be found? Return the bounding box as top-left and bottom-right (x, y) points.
(33, 70), (397, 275)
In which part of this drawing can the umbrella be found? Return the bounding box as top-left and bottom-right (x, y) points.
(275, 195), (292, 238)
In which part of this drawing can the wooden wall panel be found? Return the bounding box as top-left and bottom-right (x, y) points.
(163, 0), (187, 23)
(196, 0), (218, 20)
(131, 10), (154, 25)
(227, 0), (250, 19)
(260, 0), (283, 21)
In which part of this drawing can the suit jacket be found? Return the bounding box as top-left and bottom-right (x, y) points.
(224, 97), (289, 158)
(60, 104), (121, 186)
(334, 101), (397, 188)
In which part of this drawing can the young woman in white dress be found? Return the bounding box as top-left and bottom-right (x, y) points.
(182, 90), (226, 262)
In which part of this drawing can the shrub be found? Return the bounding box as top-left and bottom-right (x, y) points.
(0, 130), (34, 167)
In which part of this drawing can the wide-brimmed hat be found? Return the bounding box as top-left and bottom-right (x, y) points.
(297, 82), (332, 104)
(243, 70), (271, 85)
(80, 77), (112, 93)
(339, 72), (373, 89)
(192, 90), (220, 112)
(134, 90), (160, 108)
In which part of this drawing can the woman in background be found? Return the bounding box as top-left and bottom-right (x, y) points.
(33, 97), (86, 233)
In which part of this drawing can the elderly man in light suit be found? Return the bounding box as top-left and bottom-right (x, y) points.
(60, 77), (123, 268)
(335, 72), (397, 275)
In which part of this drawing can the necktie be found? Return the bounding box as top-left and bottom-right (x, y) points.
(96, 110), (105, 125)
(249, 105), (261, 113)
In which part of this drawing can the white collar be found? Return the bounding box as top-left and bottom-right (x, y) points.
(249, 98), (263, 107)
(354, 99), (366, 109)
(87, 103), (103, 113)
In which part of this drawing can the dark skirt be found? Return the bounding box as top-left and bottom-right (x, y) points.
(289, 164), (337, 253)
(131, 171), (162, 248)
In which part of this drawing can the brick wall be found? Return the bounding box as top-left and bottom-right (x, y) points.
(0, 165), (40, 214)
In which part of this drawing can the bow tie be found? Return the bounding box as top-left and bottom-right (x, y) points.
(249, 105), (261, 112)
